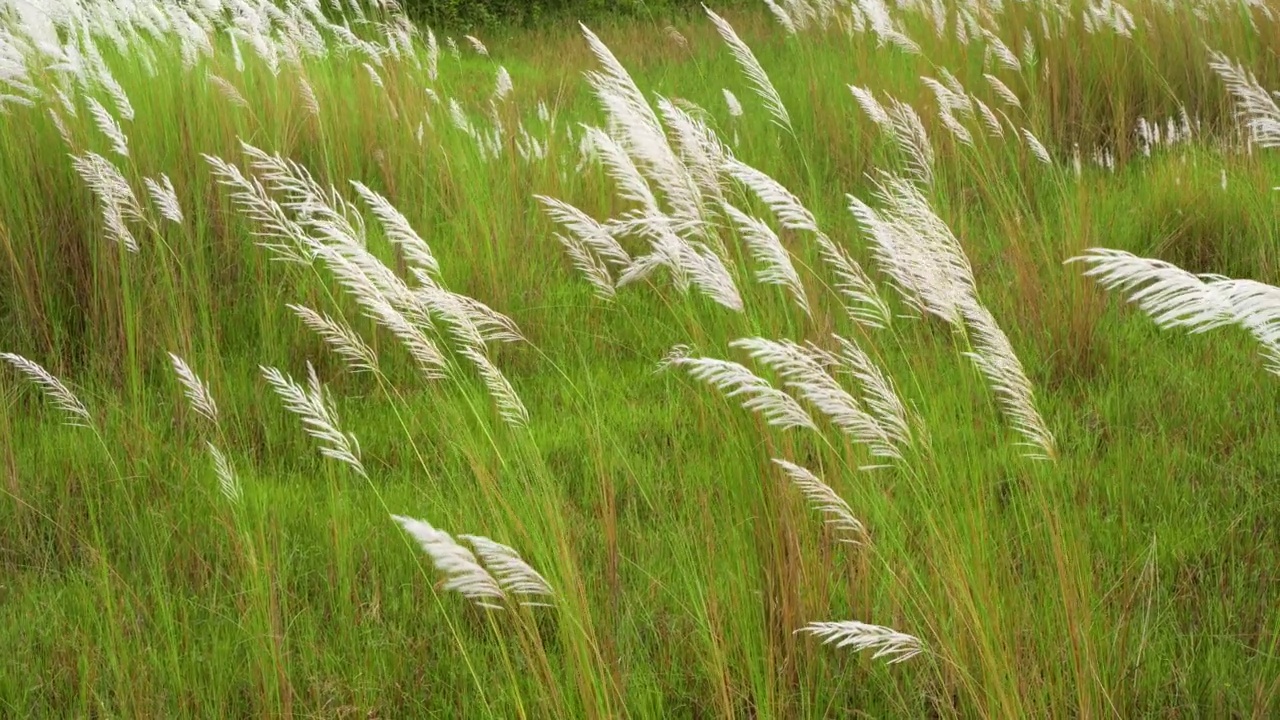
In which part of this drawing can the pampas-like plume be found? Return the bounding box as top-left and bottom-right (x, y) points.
(458, 534), (555, 604)
(830, 334), (912, 447)
(168, 352), (218, 423)
(207, 72), (249, 108)
(1065, 248), (1236, 333)
(86, 96), (128, 157)
(731, 337), (901, 462)
(1021, 127), (1052, 164)
(1066, 248), (1280, 370)
(145, 174), (184, 224)
(984, 73), (1022, 109)
(796, 620), (924, 663)
(723, 157), (889, 327)
(464, 35), (489, 57)
(847, 174), (976, 327)
(350, 180), (439, 274)
(1208, 50), (1280, 149)
(723, 203), (809, 313)
(704, 5), (793, 132)
(668, 354), (818, 431)
(555, 232), (616, 298)
(206, 442), (242, 503)
(0, 353), (92, 427)
(772, 458), (865, 543)
(494, 66), (513, 101)
(535, 195), (630, 267)
(261, 362), (367, 477)
(961, 304), (1056, 460)
(458, 345), (529, 428)
(392, 515), (506, 609)
(723, 88), (743, 117)
(71, 151), (142, 252)
(287, 304), (379, 374)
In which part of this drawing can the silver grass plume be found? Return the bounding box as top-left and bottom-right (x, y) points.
(536, 195), (631, 268)
(1207, 49), (1280, 149)
(392, 515), (506, 609)
(723, 157), (888, 327)
(723, 202), (809, 314)
(797, 620), (924, 664)
(168, 352), (218, 423)
(830, 334), (913, 447)
(1021, 128), (1052, 164)
(86, 95), (128, 157)
(0, 352), (92, 427)
(961, 304), (1056, 461)
(772, 458), (865, 544)
(731, 337), (902, 462)
(704, 5), (792, 133)
(458, 345), (529, 428)
(350, 180), (439, 274)
(847, 174), (976, 328)
(71, 151), (142, 252)
(144, 174), (184, 224)
(287, 304), (379, 375)
(1067, 248), (1280, 370)
(984, 73), (1022, 109)
(206, 441), (242, 503)
(261, 362), (367, 477)
(458, 534), (554, 605)
(668, 354), (818, 431)
(207, 72), (249, 108)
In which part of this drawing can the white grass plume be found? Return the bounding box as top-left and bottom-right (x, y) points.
(207, 72), (249, 108)
(71, 151), (142, 252)
(962, 304), (1056, 460)
(668, 354), (818, 431)
(723, 203), (809, 314)
(86, 96), (128, 157)
(261, 363), (367, 477)
(350, 180), (439, 274)
(797, 620), (924, 663)
(847, 174), (975, 327)
(722, 157), (888, 326)
(984, 73), (1022, 109)
(464, 34), (489, 57)
(1067, 249), (1280, 370)
(730, 337), (901, 462)
(1021, 127), (1052, 164)
(168, 352), (218, 423)
(772, 458), (865, 544)
(458, 345), (529, 428)
(287, 304), (379, 375)
(535, 195), (630, 267)
(830, 334), (912, 447)
(1208, 49), (1280, 149)
(0, 352), (92, 427)
(392, 515), (506, 609)
(144, 174), (184, 225)
(723, 88), (743, 117)
(555, 232), (616, 298)
(1065, 248), (1236, 333)
(704, 5), (792, 133)
(458, 534), (554, 605)
(206, 441), (241, 503)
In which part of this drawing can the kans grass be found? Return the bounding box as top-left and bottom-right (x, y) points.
(1, 0), (1279, 716)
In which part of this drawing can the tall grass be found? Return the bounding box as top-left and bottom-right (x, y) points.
(1, 0), (1278, 716)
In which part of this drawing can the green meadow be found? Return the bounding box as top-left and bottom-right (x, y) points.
(0, 0), (1278, 716)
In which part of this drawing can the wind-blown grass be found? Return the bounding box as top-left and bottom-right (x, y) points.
(1, 0), (1279, 717)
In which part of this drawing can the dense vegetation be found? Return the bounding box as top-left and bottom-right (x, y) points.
(1, 0), (1278, 716)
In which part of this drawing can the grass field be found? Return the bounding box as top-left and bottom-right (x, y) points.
(1, 0), (1279, 716)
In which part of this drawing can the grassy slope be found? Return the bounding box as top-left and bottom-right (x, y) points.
(1, 3), (1279, 717)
